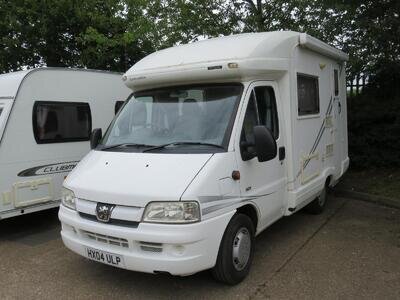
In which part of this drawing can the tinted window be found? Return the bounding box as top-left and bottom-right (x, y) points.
(115, 101), (124, 114)
(241, 86), (279, 160)
(33, 101), (92, 144)
(254, 86), (279, 139)
(334, 69), (339, 96)
(297, 74), (320, 115)
(241, 92), (258, 155)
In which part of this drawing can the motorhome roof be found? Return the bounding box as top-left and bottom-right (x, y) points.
(0, 67), (123, 99)
(124, 31), (348, 91)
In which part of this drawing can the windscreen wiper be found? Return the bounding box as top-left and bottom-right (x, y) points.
(100, 143), (154, 151)
(142, 142), (225, 152)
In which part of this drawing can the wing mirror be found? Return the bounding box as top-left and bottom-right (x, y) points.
(90, 128), (102, 149)
(253, 126), (277, 162)
(240, 126), (277, 162)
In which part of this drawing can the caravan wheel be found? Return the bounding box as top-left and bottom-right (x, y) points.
(305, 185), (327, 214)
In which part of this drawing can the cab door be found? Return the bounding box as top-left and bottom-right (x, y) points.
(235, 82), (286, 230)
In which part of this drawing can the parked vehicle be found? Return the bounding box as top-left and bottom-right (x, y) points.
(0, 68), (130, 219)
(59, 31), (349, 284)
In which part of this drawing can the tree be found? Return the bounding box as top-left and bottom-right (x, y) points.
(0, 0), (154, 73)
(1, 0), (398, 81)
(0, 0), (35, 71)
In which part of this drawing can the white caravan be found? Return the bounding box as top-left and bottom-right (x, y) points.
(59, 31), (349, 284)
(0, 68), (131, 219)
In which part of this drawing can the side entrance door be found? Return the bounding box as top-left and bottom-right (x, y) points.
(235, 81), (286, 231)
(332, 65), (343, 174)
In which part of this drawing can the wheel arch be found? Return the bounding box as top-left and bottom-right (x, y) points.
(326, 174), (333, 188)
(236, 204), (259, 231)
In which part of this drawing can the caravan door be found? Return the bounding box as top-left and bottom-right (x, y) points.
(0, 98), (13, 142)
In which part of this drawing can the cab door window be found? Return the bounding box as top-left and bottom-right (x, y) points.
(115, 101), (125, 114)
(254, 86), (279, 139)
(241, 86), (279, 160)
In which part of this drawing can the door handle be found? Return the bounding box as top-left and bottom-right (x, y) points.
(279, 147), (285, 161)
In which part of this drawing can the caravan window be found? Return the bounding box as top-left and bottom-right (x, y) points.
(33, 101), (92, 144)
(297, 74), (320, 116)
(334, 69), (339, 96)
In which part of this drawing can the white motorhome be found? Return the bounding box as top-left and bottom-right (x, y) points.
(59, 31), (349, 284)
(0, 68), (131, 219)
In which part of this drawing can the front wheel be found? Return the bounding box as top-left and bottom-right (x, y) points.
(212, 214), (255, 285)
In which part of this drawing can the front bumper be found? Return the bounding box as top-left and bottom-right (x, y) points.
(58, 205), (234, 276)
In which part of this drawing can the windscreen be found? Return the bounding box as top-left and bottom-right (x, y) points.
(102, 84), (242, 150)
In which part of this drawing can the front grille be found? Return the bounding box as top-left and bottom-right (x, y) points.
(79, 212), (139, 228)
(82, 230), (129, 248)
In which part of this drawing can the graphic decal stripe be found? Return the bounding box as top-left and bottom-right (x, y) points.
(201, 192), (275, 215)
(198, 195), (239, 203)
(308, 96), (333, 156)
(296, 96), (333, 177)
(17, 161), (79, 177)
(202, 198), (253, 215)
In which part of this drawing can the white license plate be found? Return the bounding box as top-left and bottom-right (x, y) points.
(85, 247), (125, 268)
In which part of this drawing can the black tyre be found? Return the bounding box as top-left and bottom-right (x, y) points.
(212, 214), (255, 285)
(304, 184), (327, 214)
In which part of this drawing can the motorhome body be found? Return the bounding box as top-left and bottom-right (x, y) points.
(0, 68), (131, 219)
(59, 31), (349, 284)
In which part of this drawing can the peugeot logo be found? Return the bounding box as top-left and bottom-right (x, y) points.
(95, 203), (115, 223)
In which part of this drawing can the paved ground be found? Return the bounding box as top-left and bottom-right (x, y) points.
(0, 196), (399, 300)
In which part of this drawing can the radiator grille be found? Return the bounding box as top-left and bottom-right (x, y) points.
(79, 212), (139, 228)
(82, 230), (129, 248)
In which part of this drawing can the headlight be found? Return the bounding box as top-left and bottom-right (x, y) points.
(61, 187), (76, 210)
(142, 201), (200, 224)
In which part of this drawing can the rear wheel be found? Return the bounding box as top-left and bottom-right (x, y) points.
(212, 214), (255, 285)
(305, 184), (327, 214)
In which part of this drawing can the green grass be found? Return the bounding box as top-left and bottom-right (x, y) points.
(337, 168), (400, 200)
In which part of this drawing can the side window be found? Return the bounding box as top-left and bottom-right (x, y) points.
(33, 101), (92, 144)
(297, 74), (320, 116)
(0, 107), (3, 117)
(241, 91), (258, 155)
(254, 86), (279, 139)
(115, 101), (124, 114)
(241, 86), (279, 160)
(334, 69), (339, 96)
